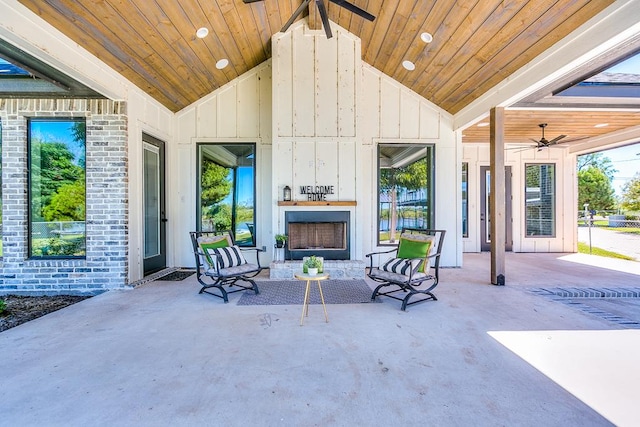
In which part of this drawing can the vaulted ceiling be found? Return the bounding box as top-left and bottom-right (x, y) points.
(11, 0), (640, 148)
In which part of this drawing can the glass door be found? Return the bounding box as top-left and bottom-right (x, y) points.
(143, 135), (166, 275)
(480, 166), (512, 251)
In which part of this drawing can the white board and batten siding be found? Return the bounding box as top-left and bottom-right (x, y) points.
(361, 64), (458, 266)
(272, 22), (458, 265)
(462, 143), (577, 254)
(173, 62), (273, 268)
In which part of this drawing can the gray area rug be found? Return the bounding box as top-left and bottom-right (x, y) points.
(237, 279), (375, 306)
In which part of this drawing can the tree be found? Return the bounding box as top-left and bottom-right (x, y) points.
(620, 172), (640, 212)
(200, 159), (232, 230)
(200, 159), (231, 206)
(43, 181), (86, 221)
(30, 140), (84, 220)
(577, 152), (618, 181)
(380, 159), (428, 242)
(577, 166), (616, 211)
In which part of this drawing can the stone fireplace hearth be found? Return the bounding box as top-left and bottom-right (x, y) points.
(269, 209), (365, 279)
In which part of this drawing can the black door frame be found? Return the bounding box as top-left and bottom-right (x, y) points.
(142, 133), (167, 275)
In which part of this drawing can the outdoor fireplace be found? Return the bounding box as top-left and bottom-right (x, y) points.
(285, 211), (350, 260)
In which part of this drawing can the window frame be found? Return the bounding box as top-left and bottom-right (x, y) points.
(524, 163), (556, 238)
(376, 143), (435, 246)
(196, 142), (257, 247)
(462, 162), (468, 238)
(27, 117), (87, 259)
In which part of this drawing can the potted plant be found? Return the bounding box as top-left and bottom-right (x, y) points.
(303, 255), (323, 276)
(275, 234), (288, 248)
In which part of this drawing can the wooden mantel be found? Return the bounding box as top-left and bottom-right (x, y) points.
(277, 201), (357, 206)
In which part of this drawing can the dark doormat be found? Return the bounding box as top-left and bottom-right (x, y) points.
(155, 270), (195, 281)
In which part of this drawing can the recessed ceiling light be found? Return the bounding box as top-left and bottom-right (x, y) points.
(402, 60), (416, 71)
(196, 27), (209, 38)
(216, 58), (229, 69)
(420, 32), (433, 43)
(594, 123), (609, 128)
(477, 122), (489, 127)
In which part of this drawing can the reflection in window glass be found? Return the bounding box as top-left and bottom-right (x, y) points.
(197, 144), (256, 246)
(525, 163), (555, 237)
(377, 144), (434, 244)
(28, 119), (86, 257)
(462, 162), (468, 238)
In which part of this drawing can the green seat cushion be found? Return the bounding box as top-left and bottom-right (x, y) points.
(397, 236), (432, 273)
(199, 237), (231, 268)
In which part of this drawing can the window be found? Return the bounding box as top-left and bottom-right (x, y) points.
(28, 118), (86, 257)
(525, 163), (555, 237)
(377, 144), (434, 244)
(197, 143), (256, 246)
(0, 121), (2, 257)
(462, 162), (468, 238)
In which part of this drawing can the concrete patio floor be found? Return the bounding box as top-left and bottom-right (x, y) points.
(1, 252), (639, 426)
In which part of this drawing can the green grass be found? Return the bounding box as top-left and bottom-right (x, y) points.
(577, 242), (634, 260)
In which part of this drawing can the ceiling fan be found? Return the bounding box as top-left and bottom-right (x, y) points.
(530, 123), (566, 150)
(244, 0), (375, 39)
(508, 123), (567, 152)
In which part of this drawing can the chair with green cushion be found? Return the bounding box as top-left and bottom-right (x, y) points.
(189, 231), (264, 303)
(366, 228), (446, 311)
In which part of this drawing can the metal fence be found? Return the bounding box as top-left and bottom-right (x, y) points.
(578, 212), (640, 228)
(32, 221), (86, 239)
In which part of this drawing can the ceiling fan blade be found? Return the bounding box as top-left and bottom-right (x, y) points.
(513, 146), (536, 154)
(316, 0), (333, 39)
(329, 0), (376, 21)
(505, 144), (536, 150)
(548, 135), (566, 145)
(281, 0), (311, 33)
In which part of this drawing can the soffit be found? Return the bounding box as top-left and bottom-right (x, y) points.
(15, 0), (612, 114)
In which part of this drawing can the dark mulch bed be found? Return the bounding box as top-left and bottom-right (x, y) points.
(0, 295), (91, 333)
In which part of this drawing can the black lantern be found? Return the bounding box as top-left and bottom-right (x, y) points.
(283, 185), (292, 201)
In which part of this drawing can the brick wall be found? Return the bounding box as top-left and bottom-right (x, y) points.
(0, 99), (129, 295)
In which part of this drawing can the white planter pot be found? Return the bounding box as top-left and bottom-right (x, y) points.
(308, 268), (318, 276)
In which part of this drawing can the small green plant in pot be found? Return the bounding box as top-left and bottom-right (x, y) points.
(275, 234), (288, 248)
(303, 255), (323, 275)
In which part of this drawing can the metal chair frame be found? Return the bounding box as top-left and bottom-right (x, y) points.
(366, 228), (446, 311)
(189, 231), (264, 303)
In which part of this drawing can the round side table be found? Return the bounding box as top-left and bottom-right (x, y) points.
(294, 272), (330, 325)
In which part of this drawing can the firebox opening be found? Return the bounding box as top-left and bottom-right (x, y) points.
(288, 222), (346, 251)
(284, 211), (351, 260)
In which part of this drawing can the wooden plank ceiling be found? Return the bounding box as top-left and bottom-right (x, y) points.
(18, 0), (635, 148)
(462, 110), (640, 145)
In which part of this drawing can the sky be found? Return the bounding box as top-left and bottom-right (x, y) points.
(607, 53), (640, 74)
(30, 121), (84, 165)
(585, 53), (640, 197)
(598, 143), (640, 196)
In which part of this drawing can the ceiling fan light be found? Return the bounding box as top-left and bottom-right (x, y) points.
(216, 58), (229, 69)
(420, 32), (433, 43)
(196, 27), (209, 38)
(594, 123), (609, 128)
(402, 60), (416, 71)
